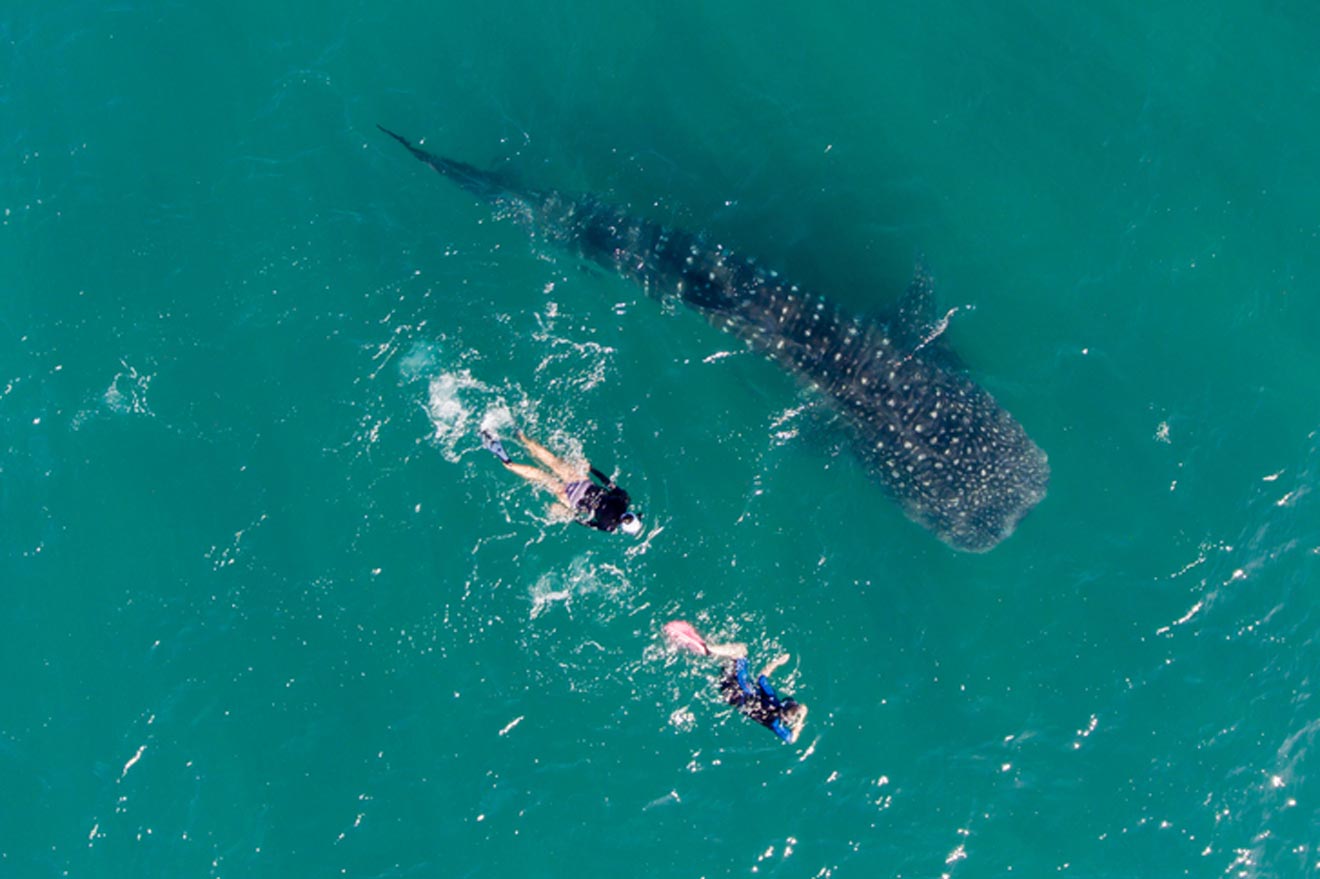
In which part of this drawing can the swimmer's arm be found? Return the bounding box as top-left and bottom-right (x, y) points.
(546, 498), (576, 521)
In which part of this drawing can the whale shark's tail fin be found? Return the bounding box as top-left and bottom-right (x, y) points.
(376, 125), (510, 201)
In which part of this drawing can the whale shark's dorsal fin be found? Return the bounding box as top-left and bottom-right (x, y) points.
(894, 262), (938, 346)
(892, 263), (945, 348)
(892, 262), (967, 369)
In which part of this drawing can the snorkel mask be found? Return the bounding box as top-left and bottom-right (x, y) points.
(619, 512), (642, 535)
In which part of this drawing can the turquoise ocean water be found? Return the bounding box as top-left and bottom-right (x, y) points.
(4, 2), (1319, 876)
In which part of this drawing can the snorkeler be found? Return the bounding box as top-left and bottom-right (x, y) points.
(663, 620), (808, 744)
(480, 428), (643, 535)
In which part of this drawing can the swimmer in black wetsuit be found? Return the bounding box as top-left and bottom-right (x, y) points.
(663, 620), (808, 744)
(480, 429), (642, 535)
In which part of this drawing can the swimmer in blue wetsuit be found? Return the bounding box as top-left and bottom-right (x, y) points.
(664, 620), (808, 743)
(718, 651), (807, 744)
(480, 429), (642, 535)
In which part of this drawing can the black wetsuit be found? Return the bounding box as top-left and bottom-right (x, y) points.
(568, 466), (631, 532)
(719, 658), (799, 742)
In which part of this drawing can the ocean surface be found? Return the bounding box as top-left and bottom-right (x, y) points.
(3, 2), (1319, 877)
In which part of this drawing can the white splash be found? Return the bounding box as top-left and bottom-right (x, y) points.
(104, 361), (153, 416)
(669, 707), (696, 732)
(1156, 600), (1204, 636)
(424, 369), (510, 463)
(624, 523), (664, 558)
(528, 584), (574, 619)
(120, 744), (147, 779)
(643, 790), (682, 810)
(1275, 486), (1308, 508)
(768, 403), (811, 444)
(1072, 714), (1100, 749)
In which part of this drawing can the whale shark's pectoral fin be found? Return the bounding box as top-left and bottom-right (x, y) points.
(568, 260), (613, 286)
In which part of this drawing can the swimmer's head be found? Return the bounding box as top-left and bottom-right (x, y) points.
(784, 703), (808, 742)
(619, 511), (642, 535)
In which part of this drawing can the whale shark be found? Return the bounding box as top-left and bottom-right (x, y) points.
(378, 126), (1049, 551)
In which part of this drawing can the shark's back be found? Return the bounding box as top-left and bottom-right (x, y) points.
(544, 198), (1050, 550)
(829, 332), (1049, 552)
(380, 129), (1049, 551)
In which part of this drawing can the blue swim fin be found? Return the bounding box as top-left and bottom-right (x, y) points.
(480, 429), (511, 464)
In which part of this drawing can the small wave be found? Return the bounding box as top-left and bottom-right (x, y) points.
(72, 361), (156, 430)
(518, 553), (653, 696)
(397, 340), (443, 383)
(531, 317), (616, 395)
(527, 553), (632, 621)
(104, 361), (154, 416)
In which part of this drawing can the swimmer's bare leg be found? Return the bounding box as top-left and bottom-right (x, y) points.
(502, 462), (577, 516)
(502, 461), (563, 495)
(517, 432), (588, 484)
(760, 653), (791, 678)
(706, 642), (748, 660)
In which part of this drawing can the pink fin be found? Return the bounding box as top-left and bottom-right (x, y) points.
(664, 620), (709, 655)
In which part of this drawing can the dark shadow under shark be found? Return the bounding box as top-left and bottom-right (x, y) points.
(378, 126), (1049, 552)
